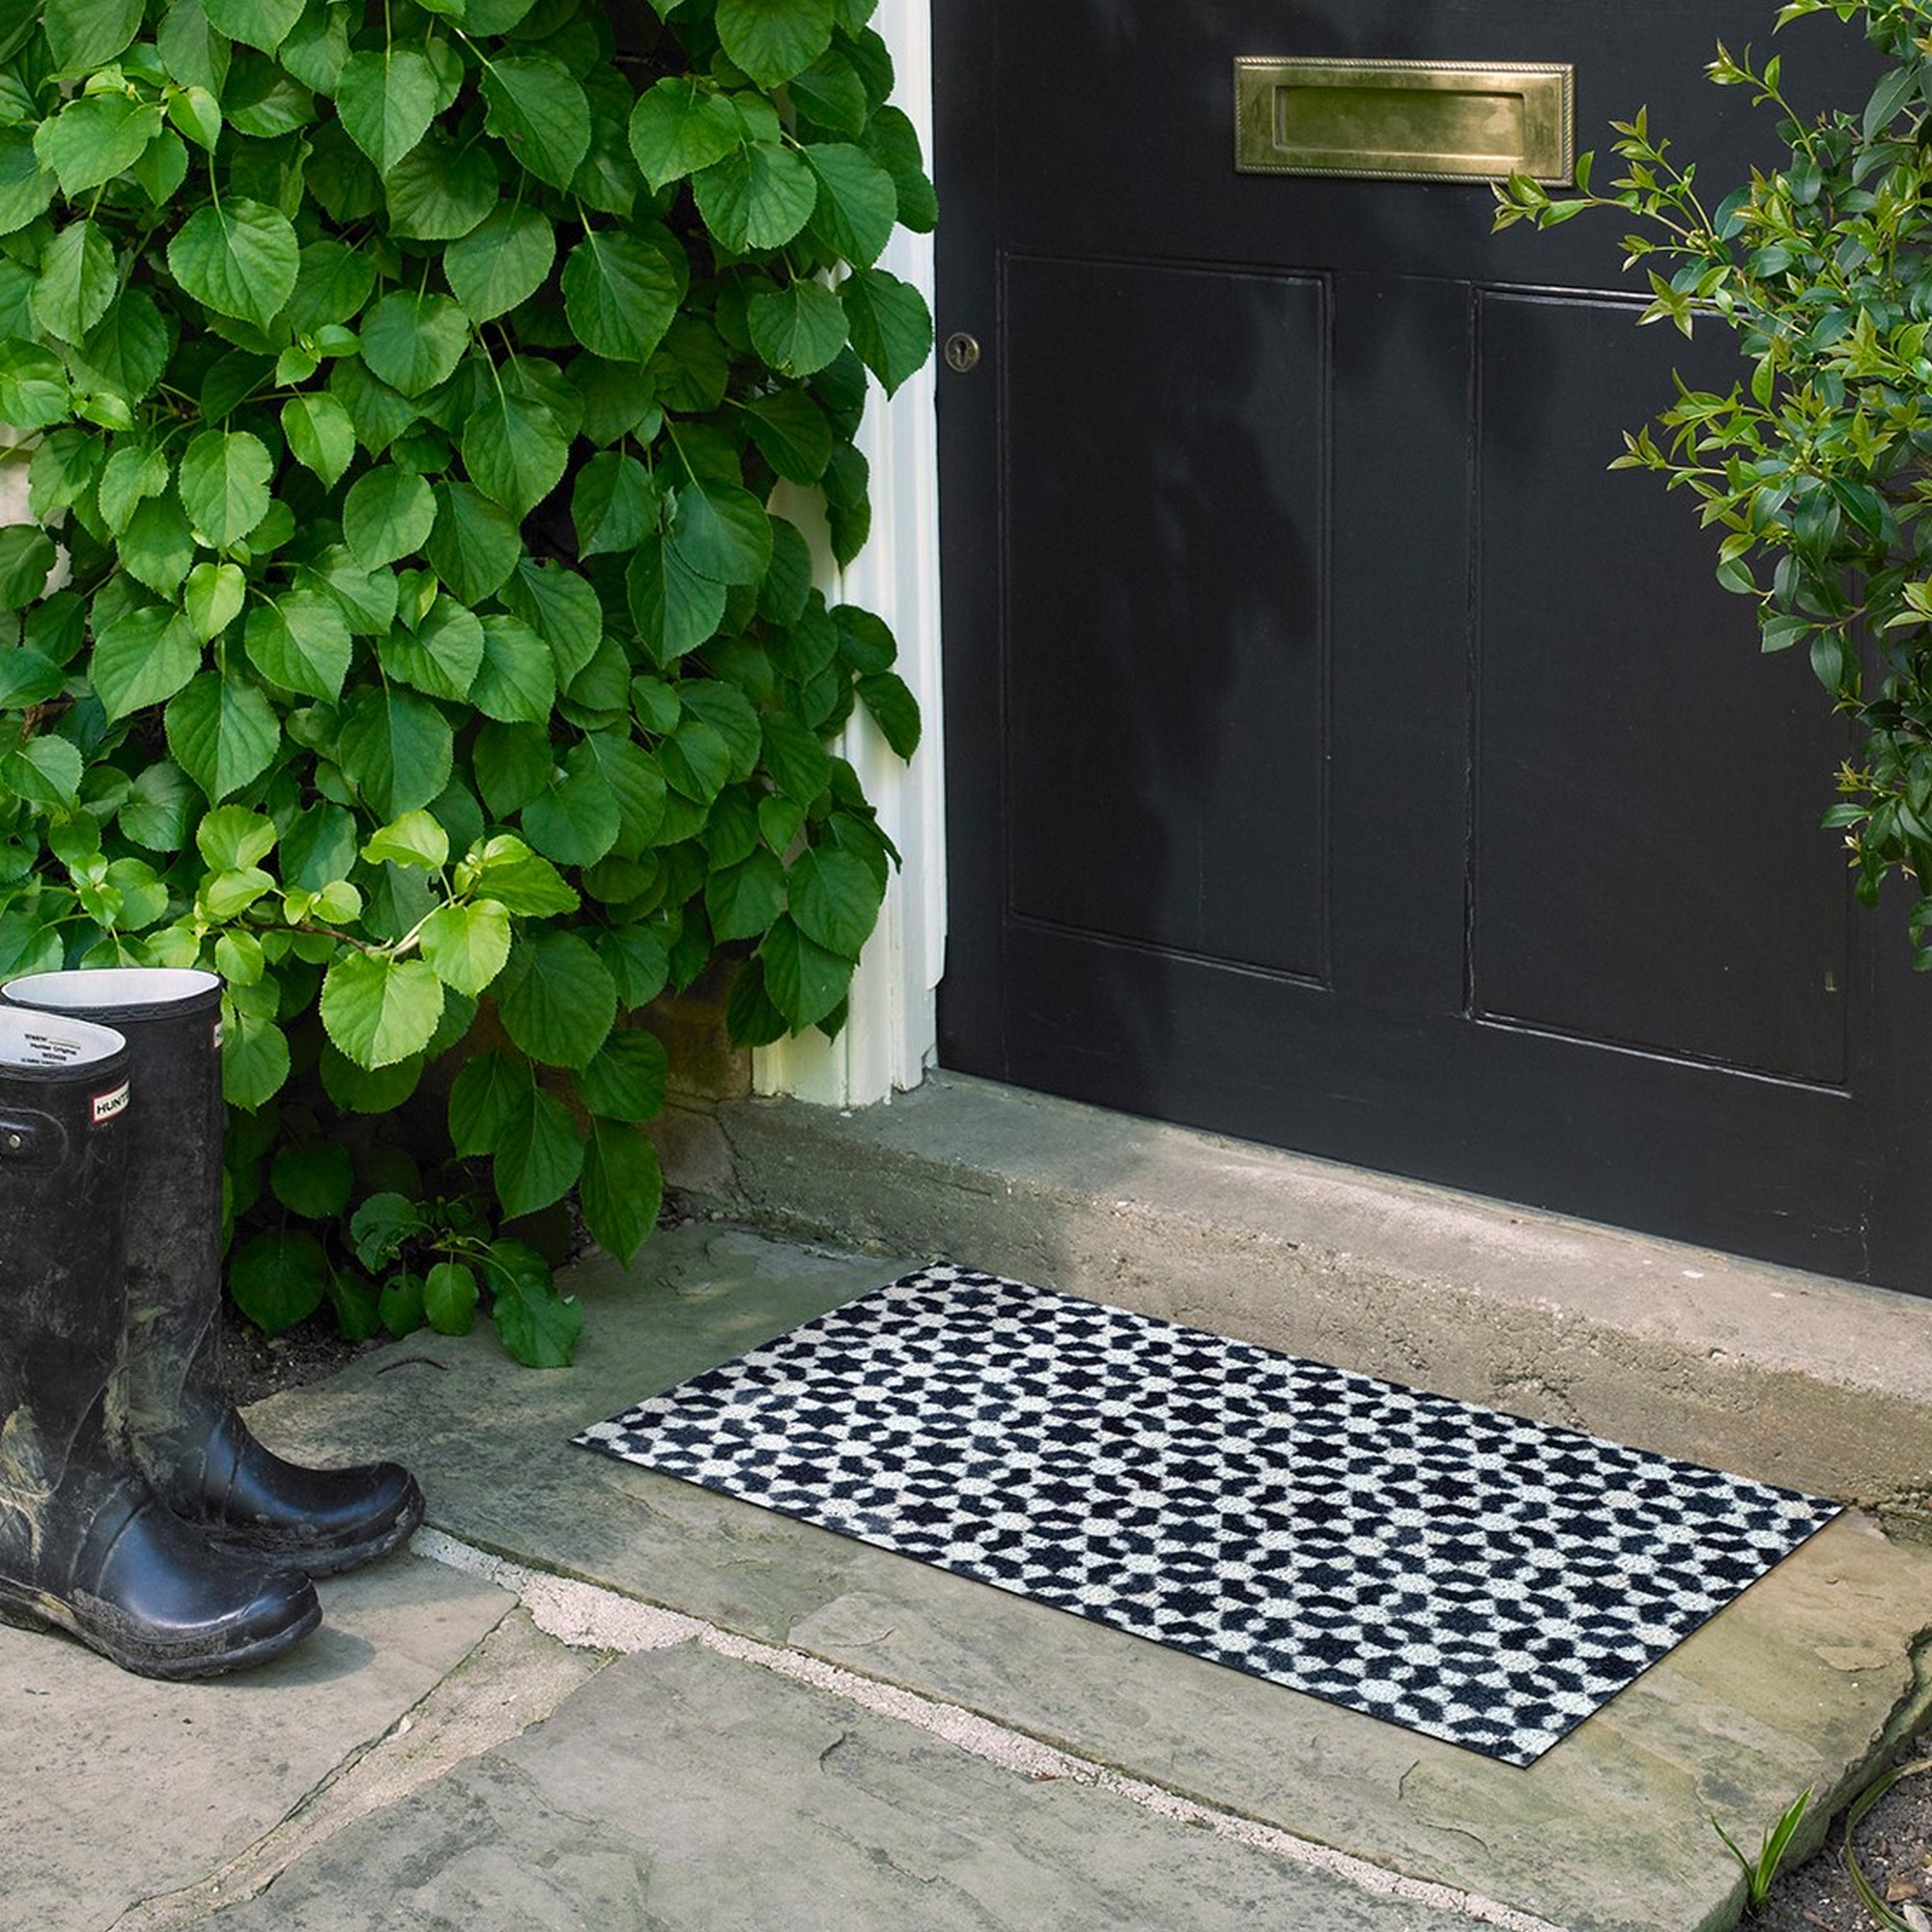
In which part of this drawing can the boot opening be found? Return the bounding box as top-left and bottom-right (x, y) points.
(4, 969), (219, 1017)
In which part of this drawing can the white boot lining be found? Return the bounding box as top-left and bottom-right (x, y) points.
(4, 968), (218, 1011)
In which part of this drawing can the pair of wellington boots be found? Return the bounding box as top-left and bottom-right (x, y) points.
(0, 967), (423, 1679)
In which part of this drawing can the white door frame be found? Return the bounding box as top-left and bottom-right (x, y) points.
(753, 0), (948, 1107)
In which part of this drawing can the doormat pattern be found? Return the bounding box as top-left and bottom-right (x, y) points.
(573, 1265), (1838, 1764)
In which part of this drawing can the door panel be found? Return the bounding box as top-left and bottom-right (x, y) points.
(1469, 293), (1854, 1086)
(934, 1), (1932, 1291)
(1005, 257), (1330, 979)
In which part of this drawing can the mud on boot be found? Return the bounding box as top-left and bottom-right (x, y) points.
(0, 1007), (320, 1678)
(3, 970), (424, 1577)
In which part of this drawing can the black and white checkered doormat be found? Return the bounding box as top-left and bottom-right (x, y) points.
(573, 1264), (1838, 1764)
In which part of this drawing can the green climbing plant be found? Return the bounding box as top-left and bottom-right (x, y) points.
(0, 0), (934, 1362)
(1494, 0), (1932, 968)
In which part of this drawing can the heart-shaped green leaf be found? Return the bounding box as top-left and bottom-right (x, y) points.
(178, 429), (273, 547)
(243, 586), (353, 702)
(281, 392), (357, 489)
(419, 898), (513, 998)
(496, 929), (617, 1068)
(714, 0), (834, 89)
(321, 952), (446, 1069)
(164, 668), (281, 801)
(336, 46), (440, 174)
(31, 219), (116, 344)
(479, 55), (590, 189)
(628, 78), (741, 188)
(167, 200), (298, 328)
(445, 203), (554, 324)
(560, 228), (681, 361)
(358, 290), (469, 397)
(343, 467), (436, 570)
(580, 1119), (662, 1265)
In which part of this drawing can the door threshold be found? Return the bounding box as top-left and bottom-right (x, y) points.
(710, 1071), (1931, 1514)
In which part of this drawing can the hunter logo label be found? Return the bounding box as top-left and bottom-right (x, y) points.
(91, 1082), (130, 1125)
(212, 1020), (223, 1051)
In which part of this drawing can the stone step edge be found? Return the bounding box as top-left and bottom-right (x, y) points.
(707, 1073), (1932, 1505)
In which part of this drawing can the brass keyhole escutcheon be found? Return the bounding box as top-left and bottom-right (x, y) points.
(944, 331), (982, 374)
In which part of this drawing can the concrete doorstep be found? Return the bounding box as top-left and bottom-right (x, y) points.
(708, 1072), (1932, 1511)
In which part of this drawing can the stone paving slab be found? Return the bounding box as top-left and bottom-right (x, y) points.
(197, 1638), (1491, 1932)
(0, 1553), (513, 1929)
(245, 1223), (1932, 1932)
(118, 1606), (610, 1932)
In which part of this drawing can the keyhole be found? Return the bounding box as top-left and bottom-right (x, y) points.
(944, 331), (982, 375)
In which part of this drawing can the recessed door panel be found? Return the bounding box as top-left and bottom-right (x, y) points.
(1470, 292), (1852, 1086)
(1005, 257), (1329, 980)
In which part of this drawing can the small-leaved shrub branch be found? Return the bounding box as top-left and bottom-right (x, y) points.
(1496, 0), (1932, 967)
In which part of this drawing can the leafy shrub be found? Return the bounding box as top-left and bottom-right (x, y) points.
(1495, 0), (1932, 966)
(0, 0), (933, 1361)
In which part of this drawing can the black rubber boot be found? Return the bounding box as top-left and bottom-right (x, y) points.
(0, 1006), (321, 1676)
(2, 970), (425, 1578)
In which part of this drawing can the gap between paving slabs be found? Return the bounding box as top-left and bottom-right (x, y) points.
(412, 1531), (1567, 1932)
(108, 1599), (606, 1932)
(114, 1532), (1563, 1932)
(392, 1533), (1932, 1932)
(417, 1538), (1932, 1932)
(0, 1549), (514, 1932)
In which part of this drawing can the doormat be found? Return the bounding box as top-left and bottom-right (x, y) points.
(573, 1264), (1839, 1765)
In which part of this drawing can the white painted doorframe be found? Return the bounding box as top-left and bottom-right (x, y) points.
(753, 0), (948, 1107)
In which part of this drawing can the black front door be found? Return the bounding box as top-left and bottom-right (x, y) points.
(933, 1), (1932, 1293)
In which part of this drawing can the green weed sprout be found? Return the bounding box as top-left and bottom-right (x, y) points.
(1712, 1785), (1813, 1913)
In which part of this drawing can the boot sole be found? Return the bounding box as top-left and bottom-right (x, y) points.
(204, 1488), (426, 1579)
(0, 1578), (323, 1681)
